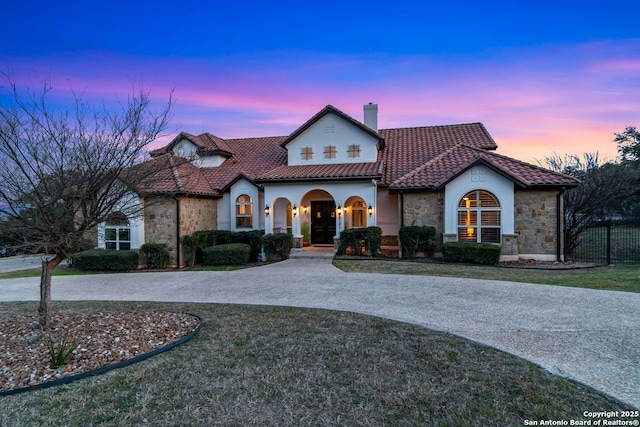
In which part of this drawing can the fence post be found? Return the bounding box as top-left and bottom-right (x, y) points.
(606, 223), (612, 265)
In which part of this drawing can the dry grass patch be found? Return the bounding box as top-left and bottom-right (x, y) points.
(0, 301), (633, 426)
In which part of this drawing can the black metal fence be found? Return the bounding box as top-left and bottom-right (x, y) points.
(567, 223), (640, 264)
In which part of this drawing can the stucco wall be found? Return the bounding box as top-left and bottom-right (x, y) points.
(514, 189), (561, 260)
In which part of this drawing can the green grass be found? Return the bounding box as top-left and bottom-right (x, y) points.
(333, 259), (640, 292)
(0, 301), (634, 426)
(0, 264), (251, 279)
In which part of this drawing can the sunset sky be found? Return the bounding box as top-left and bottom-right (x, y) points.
(2, 0), (639, 163)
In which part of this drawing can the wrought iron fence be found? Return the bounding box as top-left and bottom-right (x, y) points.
(567, 223), (640, 264)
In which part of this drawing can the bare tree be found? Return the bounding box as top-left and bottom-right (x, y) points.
(0, 75), (172, 327)
(541, 152), (636, 256)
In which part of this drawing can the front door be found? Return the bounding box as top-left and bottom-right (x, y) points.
(310, 201), (336, 244)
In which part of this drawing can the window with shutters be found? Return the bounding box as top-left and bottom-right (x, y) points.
(457, 190), (501, 243)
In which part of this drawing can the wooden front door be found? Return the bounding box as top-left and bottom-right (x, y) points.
(310, 201), (336, 245)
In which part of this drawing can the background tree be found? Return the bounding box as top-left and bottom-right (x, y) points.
(0, 75), (172, 326)
(614, 126), (640, 164)
(540, 153), (636, 256)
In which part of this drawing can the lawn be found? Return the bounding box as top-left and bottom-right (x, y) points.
(0, 301), (634, 426)
(333, 259), (640, 292)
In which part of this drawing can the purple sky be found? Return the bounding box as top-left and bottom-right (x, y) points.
(2, 1), (639, 163)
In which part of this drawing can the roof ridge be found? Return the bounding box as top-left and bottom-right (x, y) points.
(380, 122), (484, 132)
(391, 144), (468, 186)
(168, 155), (185, 193)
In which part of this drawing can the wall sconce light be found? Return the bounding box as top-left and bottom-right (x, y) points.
(336, 205), (342, 216)
(303, 205), (308, 214)
(368, 204), (373, 216)
(292, 205), (298, 217)
(264, 205), (270, 216)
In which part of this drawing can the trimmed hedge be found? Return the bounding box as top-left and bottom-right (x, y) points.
(336, 227), (382, 256)
(181, 235), (197, 267)
(203, 243), (251, 265)
(261, 233), (293, 261)
(191, 230), (263, 262)
(442, 242), (501, 265)
(140, 243), (169, 269)
(71, 249), (139, 271)
(399, 226), (436, 259)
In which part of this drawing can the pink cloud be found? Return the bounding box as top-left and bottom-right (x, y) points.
(3, 40), (637, 164)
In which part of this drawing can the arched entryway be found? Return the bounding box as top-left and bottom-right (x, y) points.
(300, 189), (336, 245)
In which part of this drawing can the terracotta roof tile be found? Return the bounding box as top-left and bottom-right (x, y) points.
(256, 162), (383, 182)
(142, 111), (576, 193)
(127, 155), (220, 196)
(390, 144), (579, 189)
(378, 123), (497, 186)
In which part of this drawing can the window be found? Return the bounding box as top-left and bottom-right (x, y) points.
(235, 195), (253, 228)
(105, 212), (131, 250)
(324, 145), (337, 159)
(351, 201), (366, 228)
(457, 190), (501, 243)
(347, 144), (361, 158)
(301, 146), (313, 160)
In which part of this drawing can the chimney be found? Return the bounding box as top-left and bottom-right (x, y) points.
(363, 103), (378, 132)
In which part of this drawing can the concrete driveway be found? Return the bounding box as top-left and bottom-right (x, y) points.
(1, 255), (638, 409)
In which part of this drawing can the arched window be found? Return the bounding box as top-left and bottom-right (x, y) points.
(457, 190), (501, 243)
(351, 200), (367, 228)
(235, 195), (253, 228)
(105, 212), (131, 250)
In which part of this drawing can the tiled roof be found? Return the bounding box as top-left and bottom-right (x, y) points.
(200, 136), (288, 190)
(150, 132), (233, 157)
(256, 162), (383, 182)
(140, 107), (577, 193)
(390, 144), (579, 189)
(378, 123), (497, 186)
(126, 155), (220, 196)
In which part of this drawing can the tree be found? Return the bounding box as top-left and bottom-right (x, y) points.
(0, 75), (172, 327)
(614, 126), (640, 164)
(540, 153), (636, 256)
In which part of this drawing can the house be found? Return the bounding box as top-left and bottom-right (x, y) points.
(98, 104), (579, 266)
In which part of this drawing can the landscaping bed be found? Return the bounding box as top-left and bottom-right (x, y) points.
(0, 311), (200, 394)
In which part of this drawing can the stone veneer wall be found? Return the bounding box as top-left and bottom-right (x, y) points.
(144, 196), (218, 267)
(514, 189), (561, 259)
(144, 197), (179, 266)
(402, 192), (445, 252)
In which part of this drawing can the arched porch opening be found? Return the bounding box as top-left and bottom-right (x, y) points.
(344, 195), (370, 230)
(300, 189), (336, 245)
(270, 197), (293, 234)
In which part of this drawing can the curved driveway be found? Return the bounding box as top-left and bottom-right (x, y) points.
(1, 256), (638, 409)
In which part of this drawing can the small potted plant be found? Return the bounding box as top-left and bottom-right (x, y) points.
(301, 222), (310, 247)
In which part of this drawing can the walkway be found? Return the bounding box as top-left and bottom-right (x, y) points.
(1, 254), (638, 409)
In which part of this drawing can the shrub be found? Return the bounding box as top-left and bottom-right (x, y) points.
(71, 249), (138, 271)
(191, 230), (236, 262)
(234, 230), (264, 262)
(202, 243), (251, 265)
(442, 242), (501, 265)
(261, 233), (293, 261)
(399, 226), (436, 259)
(336, 227), (382, 256)
(140, 243), (170, 269)
(181, 235), (197, 267)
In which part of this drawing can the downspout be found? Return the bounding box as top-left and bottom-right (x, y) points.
(371, 179), (378, 227)
(399, 190), (404, 228)
(176, 197), (181, 269)
(556, 189), (564, 261)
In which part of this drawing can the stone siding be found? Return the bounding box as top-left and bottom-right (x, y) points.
(144, 196), (218, 267)
(514, 189), (560, 258)
(402, 192), (444, 247)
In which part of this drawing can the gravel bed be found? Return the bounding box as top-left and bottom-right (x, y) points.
(0, 311), (200, 393)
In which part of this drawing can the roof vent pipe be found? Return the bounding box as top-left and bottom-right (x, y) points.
(363, 103), (378, 132)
